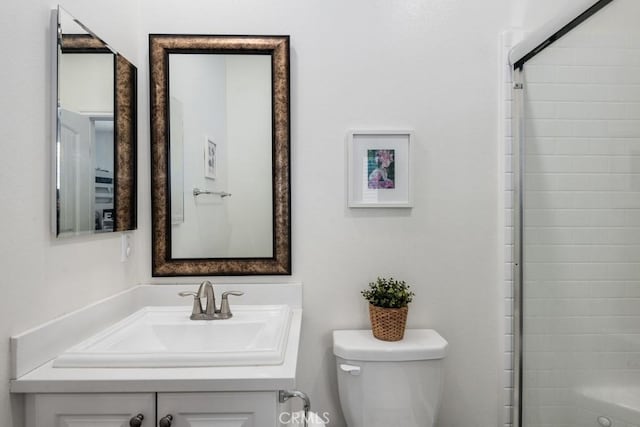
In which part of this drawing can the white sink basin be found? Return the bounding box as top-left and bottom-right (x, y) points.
(52, 305), (292, 368)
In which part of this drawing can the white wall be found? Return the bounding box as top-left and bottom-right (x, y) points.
(59, 54), (114, 113)
(170, 55), (230, 258)
(226, 55), (273, 257)
(139, 1), (509, 426)
(0, 1), (140, 426)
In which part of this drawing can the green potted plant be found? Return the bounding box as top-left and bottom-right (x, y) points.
(361, 277), (415, 341)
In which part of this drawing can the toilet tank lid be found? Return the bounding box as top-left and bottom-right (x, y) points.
(333, 329), (448, 362)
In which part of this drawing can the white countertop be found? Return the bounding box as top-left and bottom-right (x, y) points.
(10, 283), (302, 394)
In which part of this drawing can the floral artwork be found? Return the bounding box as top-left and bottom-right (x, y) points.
(348, 130), (412, 208)
(367, 149), (395, 189)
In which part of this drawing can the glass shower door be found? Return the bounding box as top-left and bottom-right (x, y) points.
(518, 1), (640, 425)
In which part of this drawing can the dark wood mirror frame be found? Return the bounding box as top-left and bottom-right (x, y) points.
(113, 53), (137, 231)
(149, 34), (291, 277)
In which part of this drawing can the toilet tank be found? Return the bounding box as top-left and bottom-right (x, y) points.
(333, 330), (448, 427)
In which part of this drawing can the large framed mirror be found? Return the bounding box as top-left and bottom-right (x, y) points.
(149, 34), (291, 276)
(54, 6), (137, 237)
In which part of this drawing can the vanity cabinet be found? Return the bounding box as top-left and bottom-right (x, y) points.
(27, 391), (278, 427)
(12, 285), (302, 427)
(158, 392), (276, 426)
(26, 393), (155, 427)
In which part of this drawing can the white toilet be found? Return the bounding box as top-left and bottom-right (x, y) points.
(333, 329), (448, 427)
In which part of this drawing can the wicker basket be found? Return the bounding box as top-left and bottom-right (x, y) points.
(369, 304), (408, 341)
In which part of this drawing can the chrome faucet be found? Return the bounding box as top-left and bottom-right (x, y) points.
(179, 281), (215, 320)
(179, 281), (244, 320)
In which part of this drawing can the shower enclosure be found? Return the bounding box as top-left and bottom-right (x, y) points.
(511, 1), (640, 426)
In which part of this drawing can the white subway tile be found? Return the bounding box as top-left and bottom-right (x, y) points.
(504, 118), (512, 138)
(504, 263), (514, 281)
(505, 244), (513, 263)
(504, 227), (513, 244)
(505, 298), (513, 316)
(524, 65), (558, 83)
(504, 316), (514, 335)
(555, 102), (628, 120)
(505, 172), (514, 191)
(505, 209), (513, 227)
(504, 280), (513, 298)
(525, 47), (574, 66)
(504, 193), (513, 209)
(608, 120), (640, 138)
(505, 155), (513, 173)
(503, 369), (514, 388)
(625, 102), (640, 118)
(527, 101), (557, 119)
(503, 403), (513, 424)
(505, 137), (513, 155)
(505, 334), (514, 352)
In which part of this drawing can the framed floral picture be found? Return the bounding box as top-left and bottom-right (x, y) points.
(347, 130), (413, 208)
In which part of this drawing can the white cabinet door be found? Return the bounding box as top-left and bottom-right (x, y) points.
(157, 392), (277, 427)
(27, 393), (155, 427)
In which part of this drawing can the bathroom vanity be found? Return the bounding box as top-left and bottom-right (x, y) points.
(11, 284), (302, 427)
(27, 392), (276, 427)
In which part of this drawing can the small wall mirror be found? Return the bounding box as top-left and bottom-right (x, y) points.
(54, 6), (137, 237)
(149, 34), (291, 276)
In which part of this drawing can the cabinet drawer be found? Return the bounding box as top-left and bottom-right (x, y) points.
(27, 393), (155, 427)
(157, 391), (277, 427)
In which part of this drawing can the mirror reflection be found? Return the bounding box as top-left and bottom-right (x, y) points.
(55, 6), (137, 237)
(149, 35), (290, 276)
(169, 54), (273, 259)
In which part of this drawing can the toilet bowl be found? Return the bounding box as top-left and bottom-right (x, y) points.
(333, 329), (447, 427)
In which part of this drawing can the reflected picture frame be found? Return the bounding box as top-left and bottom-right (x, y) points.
(347, 130), (413, 208)
(204, 137), (217, 180)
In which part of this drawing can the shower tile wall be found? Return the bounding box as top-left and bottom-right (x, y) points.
(502, 31), (516, 427)
(513, 22), (640, 427)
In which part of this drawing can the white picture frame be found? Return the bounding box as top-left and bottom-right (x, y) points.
(204, 137), (217, 180)
(347, 130), (413, 208)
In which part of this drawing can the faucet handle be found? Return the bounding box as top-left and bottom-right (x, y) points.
(218, 291), (244, 319)
(222, 291), (244, 298)
(179, 291), (203, 319)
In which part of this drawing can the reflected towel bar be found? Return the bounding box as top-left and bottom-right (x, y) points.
(192, 188), (232, 198)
